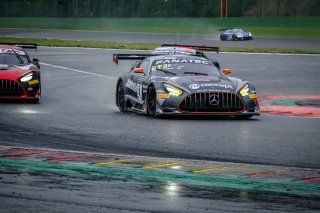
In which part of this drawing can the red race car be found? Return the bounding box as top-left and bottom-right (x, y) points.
(0, 43), (41, 103)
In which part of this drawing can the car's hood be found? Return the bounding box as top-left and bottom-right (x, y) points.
(152, 75), (247, 93)
(0, 64), (36, 80)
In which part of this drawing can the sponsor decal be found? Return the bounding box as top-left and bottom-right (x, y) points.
(189, 84), (200, 89)
(125, 79), (137, 92)
(137, 83), (143, 101)
(28, 79), (39, 86)
(125, 79), (144, 100)
(155, 59), (209, 65)
(200, 83), (233, 89)
(189, 83), (233, 90)
(196, 89), (230, 93)
(153, 50), (193, 55)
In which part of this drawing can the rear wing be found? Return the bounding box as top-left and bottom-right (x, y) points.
(161, 44), (219, 53)
(0, 43), (37, 50)
(113, 54), (158, 65)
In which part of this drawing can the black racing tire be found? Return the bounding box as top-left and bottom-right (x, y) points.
(234, 115), (253, 120)
(147, 85), (157, 117)
(116, 81), (126, 112)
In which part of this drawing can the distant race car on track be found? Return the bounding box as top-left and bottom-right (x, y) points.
(220, 28), (253, 41)
(152, 44), (221, 69)
(113, 53), (260, 119)
(0, 43), (41, 102)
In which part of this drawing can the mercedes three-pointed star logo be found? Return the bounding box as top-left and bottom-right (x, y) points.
(209, 94), (219, 106)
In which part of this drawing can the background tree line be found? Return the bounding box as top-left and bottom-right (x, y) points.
(1, 0), (319, 17)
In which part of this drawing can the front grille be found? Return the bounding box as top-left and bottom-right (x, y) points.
(179, 92), (244, 113)
(0, 79), (24, 96)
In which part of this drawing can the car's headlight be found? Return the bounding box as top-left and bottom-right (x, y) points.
(248, 32), (252, 36)
(164, 84), (183, 96)
(20, 73), (33, 82)
(239, 84), (257, 99)
(239, 84), (249, 96)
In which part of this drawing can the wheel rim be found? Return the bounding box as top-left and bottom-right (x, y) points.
(117, 82), (125, 111)
(148, 87), (156, 115)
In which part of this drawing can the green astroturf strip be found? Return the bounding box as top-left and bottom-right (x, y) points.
(263, 99), (301, 106)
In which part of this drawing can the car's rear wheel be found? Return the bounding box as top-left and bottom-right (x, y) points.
(117, 81), (126, 112)
(147, 85), (157, 117)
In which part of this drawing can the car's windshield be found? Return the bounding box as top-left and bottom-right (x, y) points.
(0, 53), (28, 65)
(152, 47), (196, 56)
(150, 58), (221, 77)
(227, 29), (243, 33)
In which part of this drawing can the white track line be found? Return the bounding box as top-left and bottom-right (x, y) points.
(40, 62), (117, 79)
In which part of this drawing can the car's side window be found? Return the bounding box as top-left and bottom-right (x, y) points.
(138, 60), (150, 74)
(131, 61), (140, 72)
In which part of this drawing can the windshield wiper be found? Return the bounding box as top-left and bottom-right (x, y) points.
(184, 72), (208, 76)
(156, 68), (176, 75)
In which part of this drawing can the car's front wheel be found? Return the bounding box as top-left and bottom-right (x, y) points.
(147, 85), (157, 117)
(116, 81), (126, 112)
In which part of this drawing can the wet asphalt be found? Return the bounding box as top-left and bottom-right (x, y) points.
(0, 30), (320, 212)
(0, 47), (319, 168)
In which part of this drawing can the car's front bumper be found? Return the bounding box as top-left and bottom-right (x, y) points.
(155, 93), (260, 116)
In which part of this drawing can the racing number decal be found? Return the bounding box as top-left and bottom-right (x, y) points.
(137, 83), (143, 101)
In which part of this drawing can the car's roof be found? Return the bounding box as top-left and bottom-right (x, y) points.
(0, 45), (24, 51)
(0, 45), (27, 56)
(152, 46), (197, 55)
(148, 54), (208, 62)
(225, 28), (244, 32)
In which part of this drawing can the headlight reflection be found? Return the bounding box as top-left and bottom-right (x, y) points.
(165, 181), (181, 197)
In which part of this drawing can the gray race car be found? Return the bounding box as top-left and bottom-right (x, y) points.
(113, 54), (260, 119)
(220, 28), (253, 41)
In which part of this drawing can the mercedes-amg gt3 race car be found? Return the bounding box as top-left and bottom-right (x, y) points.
(153, 44), (220, 69)
(114, 54), (260, 119)
(0, 43), (41, 102)
(220, 28), (253, 41)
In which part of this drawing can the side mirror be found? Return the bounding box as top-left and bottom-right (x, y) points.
(134, 67), (144, 73)
(223, 68), (232, 75)
(32, 58), (40, 69)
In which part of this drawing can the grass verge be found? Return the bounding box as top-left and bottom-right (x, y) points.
(1, 17), (320, 38)
(1, 37), (320, 54)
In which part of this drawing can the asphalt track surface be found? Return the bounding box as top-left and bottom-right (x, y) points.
(0, 47), (319, 168)
(1, 28), (320, 50)
(0, 45), (320, 211)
